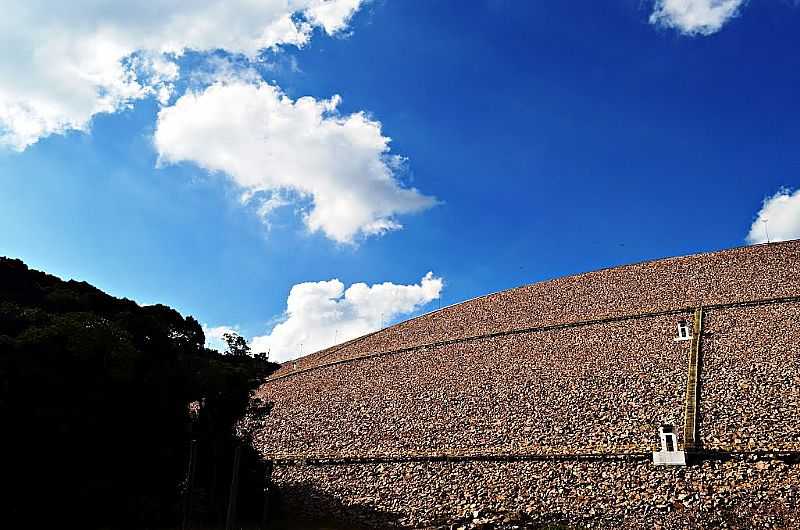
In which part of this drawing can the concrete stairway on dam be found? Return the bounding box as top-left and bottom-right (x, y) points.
(653, 306), (703, 466)
(683, 307), (704, 452)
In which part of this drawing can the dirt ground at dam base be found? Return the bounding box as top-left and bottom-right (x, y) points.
(270, 454), (800, 529)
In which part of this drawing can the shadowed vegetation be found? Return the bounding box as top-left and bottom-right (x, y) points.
(0, 257), (279, 529)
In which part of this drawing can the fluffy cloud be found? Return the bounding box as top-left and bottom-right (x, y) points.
(203, 324), (239, 352)
(154, 79), (437, 243)
(746, 188), (800, 244)
(251, 272), (443, 362)
(0, 0), (365, 150)
(649, 0), (745, 36)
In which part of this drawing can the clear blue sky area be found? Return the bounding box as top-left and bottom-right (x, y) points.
(2, 1), (798, 340)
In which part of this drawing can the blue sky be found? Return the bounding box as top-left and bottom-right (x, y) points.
(1, 0), (799, 360)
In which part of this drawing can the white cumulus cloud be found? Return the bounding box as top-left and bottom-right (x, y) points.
(649, 0), (745, 36)
(203, 324), (240, 352)
(0, 0), (365, 150)
(251, 272), (443, 362)
(154, 78), (437, 243)
(746, 188), (800, 244)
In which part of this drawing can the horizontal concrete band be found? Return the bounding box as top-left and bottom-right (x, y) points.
(266, 448), (800, 466)
(266, 294), (800, 383)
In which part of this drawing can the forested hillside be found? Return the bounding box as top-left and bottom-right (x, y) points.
(0, 257), (278, 529)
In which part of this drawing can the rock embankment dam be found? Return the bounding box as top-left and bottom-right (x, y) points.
(243, 241), (800, 528)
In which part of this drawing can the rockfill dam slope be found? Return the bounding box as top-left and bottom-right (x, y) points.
(244, 241), (800, 528)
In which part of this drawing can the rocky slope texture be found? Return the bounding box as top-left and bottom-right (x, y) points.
(269, 241), (800, 378)
(273, 455), (800, 529)
(245, 241), (800, 528)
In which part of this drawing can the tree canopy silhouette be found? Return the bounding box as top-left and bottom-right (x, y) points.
(0, 257), (279, 529)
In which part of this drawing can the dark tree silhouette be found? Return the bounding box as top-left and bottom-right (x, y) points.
(223, 331), (251, 357)
(0, 257), (279, 529)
